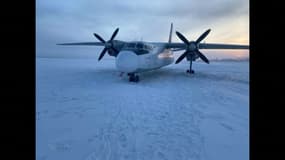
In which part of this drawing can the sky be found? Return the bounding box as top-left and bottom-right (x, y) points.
(36, 0), (249, 59)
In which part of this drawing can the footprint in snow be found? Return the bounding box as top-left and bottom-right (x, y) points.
(220, 122), (234, 131)
(37, 155), (47, 160)
(157, 151), (168, 160)
(84, 151), (97, 160)
(119, 134), (127, 148)
(48, 140), (73, 152)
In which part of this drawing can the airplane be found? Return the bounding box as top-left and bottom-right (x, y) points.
(57, 23), (249, 82)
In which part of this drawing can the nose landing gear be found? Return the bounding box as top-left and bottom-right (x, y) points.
(128, 73), (140, 82)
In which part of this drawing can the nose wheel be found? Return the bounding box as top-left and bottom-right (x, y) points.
(128, 73), (140, 82)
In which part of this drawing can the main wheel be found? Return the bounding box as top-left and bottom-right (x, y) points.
(135, 75), (140, 82)
(186, 70), (195, 74)
(129, 76), (135, 82)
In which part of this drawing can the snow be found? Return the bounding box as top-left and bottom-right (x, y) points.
(36, 57), (249, 160)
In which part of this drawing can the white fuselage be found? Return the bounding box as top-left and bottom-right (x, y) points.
(115, 45), (174, 73)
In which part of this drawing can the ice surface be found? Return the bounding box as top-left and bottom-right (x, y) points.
(36, 58), (249, 160)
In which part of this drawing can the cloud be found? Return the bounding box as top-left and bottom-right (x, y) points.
(36, 0), (249, 59)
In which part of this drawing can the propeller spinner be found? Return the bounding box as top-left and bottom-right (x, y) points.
(93, 28), (119, 61)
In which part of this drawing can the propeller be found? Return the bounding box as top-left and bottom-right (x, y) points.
(93, 28), (119, 61)
(175, 29), (210, 64)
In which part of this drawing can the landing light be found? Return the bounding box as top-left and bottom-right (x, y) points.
(158, 53), (174, 59)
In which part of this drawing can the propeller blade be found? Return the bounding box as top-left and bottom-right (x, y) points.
(110, 28), (119, 41)
(175, 52), (187, 64)
(196, 29), (211, 44)
(196, 50), (209, 64)
(98, 48), (108, 61)
(176, 31), (190, 45)
(94, 33), (106, 43)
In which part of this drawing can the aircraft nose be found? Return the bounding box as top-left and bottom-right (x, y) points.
(116, 51), (138, 73)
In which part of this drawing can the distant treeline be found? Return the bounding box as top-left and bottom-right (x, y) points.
(197, 57), (249, 62)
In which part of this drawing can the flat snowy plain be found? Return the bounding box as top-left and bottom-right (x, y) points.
(36, 57), (249, 160)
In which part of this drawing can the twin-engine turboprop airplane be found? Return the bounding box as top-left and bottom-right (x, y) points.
(57, 23), (249, 82)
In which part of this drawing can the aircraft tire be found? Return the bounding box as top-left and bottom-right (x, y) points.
(129, 76), (134, 82)
(186, 70), (195, 74)
(135, 75), (139, 82)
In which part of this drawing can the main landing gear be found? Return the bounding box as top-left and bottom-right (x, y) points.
(186, 69), (195, 74)
(186, 59), (195, 74)
(128, 73), (140, 82)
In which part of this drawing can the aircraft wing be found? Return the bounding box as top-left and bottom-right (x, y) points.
(58, 42), (249, 50)
(198, 43), (249, 49)
(151, 42), (249, 50)
(57, 42), (105, 46)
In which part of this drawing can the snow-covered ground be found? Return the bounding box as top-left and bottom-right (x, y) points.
(36, 58), (249, 160)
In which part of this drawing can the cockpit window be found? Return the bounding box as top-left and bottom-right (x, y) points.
(125, 42), (153, 55)
(126, 43), (136, 48)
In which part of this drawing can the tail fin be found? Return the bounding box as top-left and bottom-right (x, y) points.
(168, 23), (173, 43)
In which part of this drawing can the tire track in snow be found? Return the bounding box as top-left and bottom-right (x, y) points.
(85, 100), (122, 160)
